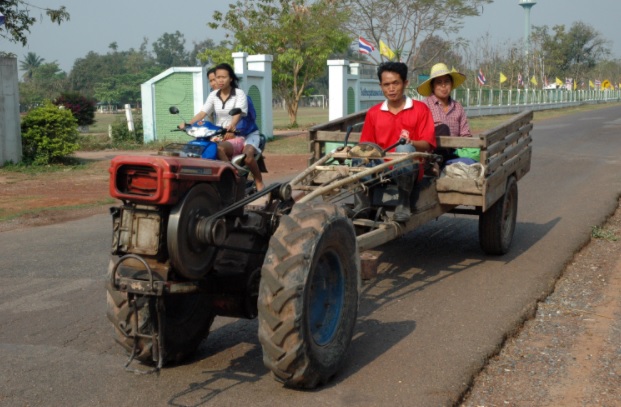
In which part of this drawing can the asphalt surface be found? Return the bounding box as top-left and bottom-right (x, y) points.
(1, 105), (621, 406)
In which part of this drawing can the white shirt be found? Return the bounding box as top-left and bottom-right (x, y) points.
(200, 87), (248, 128)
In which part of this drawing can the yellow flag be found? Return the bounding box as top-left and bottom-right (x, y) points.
(499, 72), (507, 84)
(555, 77), (563, 87)
(530, 75), (538, 86)
(602, 80), (613, 90)
(589, 80), (595, 88)
(573, 80), (577, 90)
(379, 40), (396, 60)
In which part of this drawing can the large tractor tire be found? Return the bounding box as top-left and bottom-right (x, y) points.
(258, 203), (361, 388)
(106, 260), (215, 364)
(479, 176), (518, 255)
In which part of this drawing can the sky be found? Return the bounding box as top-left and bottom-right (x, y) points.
(1, 0), (620, 75)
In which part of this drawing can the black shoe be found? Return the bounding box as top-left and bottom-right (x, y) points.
(393, 204), (411, 222)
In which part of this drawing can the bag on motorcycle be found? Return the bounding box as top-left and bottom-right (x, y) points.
(236, 96), (259, 136)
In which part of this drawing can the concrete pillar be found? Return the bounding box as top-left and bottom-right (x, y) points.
(328, 60), (348, 120)
(232, 52), (248, 75)
(247, 54), (274, 138)
(0, 57), (22, 165)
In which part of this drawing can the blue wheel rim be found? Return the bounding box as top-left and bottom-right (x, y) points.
(309, 250), (345, 346)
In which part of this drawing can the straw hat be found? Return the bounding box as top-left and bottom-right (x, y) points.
(416, 63), (466, 97)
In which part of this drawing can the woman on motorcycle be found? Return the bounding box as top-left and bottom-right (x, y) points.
(182, 63), (264, 191)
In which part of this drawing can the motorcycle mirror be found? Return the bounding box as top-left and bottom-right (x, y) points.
(169, 106), (180, 115)
(228, 108), (242, 116)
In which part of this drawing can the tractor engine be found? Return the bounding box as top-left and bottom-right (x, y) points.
(108, 153), (272, 319)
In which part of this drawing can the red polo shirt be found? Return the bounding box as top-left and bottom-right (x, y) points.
(360, 97), (436, 151)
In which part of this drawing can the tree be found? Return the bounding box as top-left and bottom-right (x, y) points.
(189, 39), (217, 65)
(345, 0), (491, 73)
(0, 1), (69, 45)
(533, 22), (610, 83)
(19, 62), (67, 108)
(19, 52), (45, 81)
(416, 36), (463, 74)
(68, 47), (158, 100)
(152, 31), (192, 67)
(209, 0), (351, 126)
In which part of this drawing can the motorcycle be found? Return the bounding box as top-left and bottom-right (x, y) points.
(162, 106), (268, 195)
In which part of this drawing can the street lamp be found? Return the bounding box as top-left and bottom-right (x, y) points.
(518, 0), (537, 55)
(519, 0), (537, 88)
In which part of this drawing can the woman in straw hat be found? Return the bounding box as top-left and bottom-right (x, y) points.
(417, 63), (471, 138)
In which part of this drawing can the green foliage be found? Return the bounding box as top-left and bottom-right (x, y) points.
(591, 225), (618, 241)
(68, 44), (159, 102)
(110, 116), (143, 144)
(152, 31), (192, 67)
(19, 52), (45, 81)
(53, 92), (97, 126)
(533, 22), (609, 80)
(20, 102), (79, 165)
(210, 0), (351, 127)
(19, 62), (67, 109)
(0, 1), (69, 45)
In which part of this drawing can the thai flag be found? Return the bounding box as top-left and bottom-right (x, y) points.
(518, 72), (523, 86)
(358, 37), (375, 55)
(477, 68), (486, 86)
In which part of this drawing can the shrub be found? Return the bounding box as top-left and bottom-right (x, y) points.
(21, 102), (80, 165)
(110, 115), (143, 144)
(53, 92), (97, 126)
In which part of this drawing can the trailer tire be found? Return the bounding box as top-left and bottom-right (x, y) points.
(258, 203), (360, 389)
(479, 176), (518, 255)
(106, 260), (215, 364)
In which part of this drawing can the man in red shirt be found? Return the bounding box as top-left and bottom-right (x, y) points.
(360, 62), (436, 222)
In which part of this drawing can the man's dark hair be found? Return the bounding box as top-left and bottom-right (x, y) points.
(377, 62), (408, 82)
(207, 67), (216, 77)
(214, 63), (240, 88)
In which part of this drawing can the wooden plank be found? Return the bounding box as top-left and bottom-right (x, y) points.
(437, 191), (484, 207)
(315, 130), (362, 143)
(481, 110), (533, 146)
(485, 135), (532, 174)
(486, 137), (509, 158)
(436, 136), (485, 149)
(308, 110), (367, 133)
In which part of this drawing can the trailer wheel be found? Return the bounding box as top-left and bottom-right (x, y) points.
(106, 260), (215, 364)
(479, 176), (518, 255)
(258, 203), (360, 389)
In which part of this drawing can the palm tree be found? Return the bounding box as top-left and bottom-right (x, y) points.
(20, 52), (45, 82)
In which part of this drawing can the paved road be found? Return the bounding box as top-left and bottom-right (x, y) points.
(2, 105), (621, 406)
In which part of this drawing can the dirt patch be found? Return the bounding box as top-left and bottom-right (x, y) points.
(0, 149), (309, 233)
(461, 203), (621, 406)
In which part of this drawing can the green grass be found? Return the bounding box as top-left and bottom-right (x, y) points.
(273, 106), (329, 129)
(88, 113), (125, 134)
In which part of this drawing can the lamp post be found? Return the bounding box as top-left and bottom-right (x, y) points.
(519, 0), (537, 89)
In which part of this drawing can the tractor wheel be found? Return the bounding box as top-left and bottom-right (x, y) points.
(258, 203), (360, 389)
(479, 176), (518, 255)
(106, 260), (215, 364)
